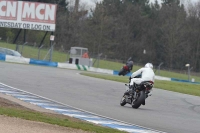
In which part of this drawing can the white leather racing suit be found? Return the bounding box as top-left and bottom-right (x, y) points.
(130, 67), (155, 86)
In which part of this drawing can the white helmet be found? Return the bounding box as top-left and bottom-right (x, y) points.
(145, 63), (153, 69)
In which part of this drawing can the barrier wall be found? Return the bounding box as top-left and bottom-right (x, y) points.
(6, 56), (30, 64)
(0, 54), (199, 84)
(30, 59), (58, 67)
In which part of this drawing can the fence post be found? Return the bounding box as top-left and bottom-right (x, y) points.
(49, 32), (54, 62)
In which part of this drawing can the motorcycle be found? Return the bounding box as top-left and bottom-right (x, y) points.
(118, 57), (133, 76)
(120, 80), (154, 109)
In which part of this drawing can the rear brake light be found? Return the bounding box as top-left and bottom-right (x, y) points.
(149, 81), (154, 84)
(146, 87), (151, 91)
(123, 66), (129, 70)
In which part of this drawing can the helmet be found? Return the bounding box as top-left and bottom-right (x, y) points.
(145, 63), (153, 69)
(129, 61), (133, 65)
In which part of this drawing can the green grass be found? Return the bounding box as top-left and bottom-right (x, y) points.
(0, 107), (125, 133)
(81, 72), (200, 97)
(0, 42), (68, 62)
(1, 42), (200, 82)
(155, 80), (200, 96)
(92, 59), (200, 82)
(156, 69), (200, 82)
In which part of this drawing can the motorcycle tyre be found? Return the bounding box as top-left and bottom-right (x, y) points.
(132, 91), (145, 109)
(120, 95), (127, 106)
(118, 69), (125, 76)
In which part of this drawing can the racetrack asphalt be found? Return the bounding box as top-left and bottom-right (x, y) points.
(0, 62), (199, 133)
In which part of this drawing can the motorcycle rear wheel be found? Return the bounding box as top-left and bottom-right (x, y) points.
(120, 95), (126, 106)
(131, 91), (145, 109)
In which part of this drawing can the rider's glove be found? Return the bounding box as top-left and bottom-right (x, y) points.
(129, 76), (132, 81)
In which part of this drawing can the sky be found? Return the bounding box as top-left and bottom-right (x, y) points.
(78, 0), (200, 9)
(66, 0), (200, 10)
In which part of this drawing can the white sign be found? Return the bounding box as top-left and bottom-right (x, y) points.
(0, 0), (57, 31)
(50, 35), (54, 41)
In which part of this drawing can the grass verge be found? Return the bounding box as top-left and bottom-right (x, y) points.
(93, 60), (200, 82)
(0, 106), (125, 133)
(80, 72), (200, 97)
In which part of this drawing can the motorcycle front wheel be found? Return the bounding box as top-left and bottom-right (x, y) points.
(120, 95), (126, 106)
(118, 69), (125, 76)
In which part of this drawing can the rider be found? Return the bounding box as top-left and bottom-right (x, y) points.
(126, 60), (133, 72)
(128, 63), (155, 96)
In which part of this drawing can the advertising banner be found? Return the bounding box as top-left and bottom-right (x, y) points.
(0, 0), (57, 31)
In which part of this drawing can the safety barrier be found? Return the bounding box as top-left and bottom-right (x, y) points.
(30, 58), (58, 67)
(171, 78), (200, 84)
(0, 54), (199, 83)
(6, 56), (30, 64)
(0, 54), (113, 75)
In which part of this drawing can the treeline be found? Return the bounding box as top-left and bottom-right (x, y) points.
(0, 0), (200, 72)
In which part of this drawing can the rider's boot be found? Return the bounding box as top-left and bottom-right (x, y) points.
(128, 85), (134, 98)
(124, 91), (129, 95)
(145, 90), (152, 98)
